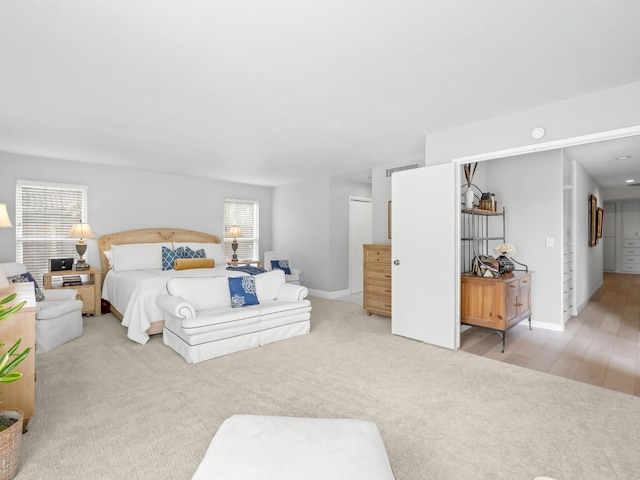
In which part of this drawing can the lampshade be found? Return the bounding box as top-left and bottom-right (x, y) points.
(68, 223), (97, 240)
(0, 203), (12, 228)
(227, 225), (243, 239)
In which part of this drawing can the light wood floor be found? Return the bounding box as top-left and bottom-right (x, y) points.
(460, 272), (640, 397)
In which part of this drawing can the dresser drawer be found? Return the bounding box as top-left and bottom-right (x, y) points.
(622, 248), (640, 256)
(622, 255), (640, 264)
(622, 263), (640, 272)
(365, 283), (392, 298)
(365, 297), (392, 313)
(622, 239), (640, 247)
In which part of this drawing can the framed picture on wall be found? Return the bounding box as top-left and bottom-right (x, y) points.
(589, 194), (597, 247)
(597, 207), (604, 239)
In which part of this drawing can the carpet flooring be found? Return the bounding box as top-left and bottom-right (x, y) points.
(17, 297), (640, 479)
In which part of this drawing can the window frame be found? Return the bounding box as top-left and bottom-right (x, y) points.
(223, 198), (259, 261)
(15, 179), (89, 284)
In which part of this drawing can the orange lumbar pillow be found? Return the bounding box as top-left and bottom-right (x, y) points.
(174, 258), (215, 270)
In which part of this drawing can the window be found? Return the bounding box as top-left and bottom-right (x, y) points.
(223, 199), (259, 261)
(16, 180), (89, 284)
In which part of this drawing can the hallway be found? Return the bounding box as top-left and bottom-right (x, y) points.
(460, 273), (640, 397)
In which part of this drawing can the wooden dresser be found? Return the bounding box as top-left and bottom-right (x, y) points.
(460, 271), (532, 352)
(0, 283), (36, 431)
(363, 244), (391, 317)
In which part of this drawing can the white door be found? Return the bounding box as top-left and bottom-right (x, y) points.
(349, 198), (372, 294)
(603, 202), (616, 271)
(391, 163), (458, 349)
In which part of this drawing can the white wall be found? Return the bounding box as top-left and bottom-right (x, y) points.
(485, 151), (564, 328)
(425, 80), (640, 165)
(0, 152), (274, 267)
(272, 176), (371, 293)
(574, 162), (604, 309)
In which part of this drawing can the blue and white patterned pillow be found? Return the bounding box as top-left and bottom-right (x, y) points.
(8, 272), (45, 301)
(228, 275), (259, 308)
(270, 259), (291, 275)
(183, 246), (206, 259)
(162, 246), (184, 271)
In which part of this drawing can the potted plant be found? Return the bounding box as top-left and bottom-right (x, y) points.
(0, 292), (30, 480)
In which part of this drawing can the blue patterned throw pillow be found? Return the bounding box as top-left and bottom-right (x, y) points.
(228, 276), (259, 308)
(270, 260), (291, 275)
(162, 246), (184, 270)
(184, 246), (206, 259)
(8, 272), (45, 301)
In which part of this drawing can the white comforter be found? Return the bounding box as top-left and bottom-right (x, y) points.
(102, 267), (245, 344)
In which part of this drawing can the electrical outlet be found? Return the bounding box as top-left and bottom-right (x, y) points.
(545, 237), (555, 248)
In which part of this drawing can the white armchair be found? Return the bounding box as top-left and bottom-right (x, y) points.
(1, 262), (83, 354)
(263, 251), (303, 285)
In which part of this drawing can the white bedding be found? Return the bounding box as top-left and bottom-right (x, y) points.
(102, 266), (246, 344)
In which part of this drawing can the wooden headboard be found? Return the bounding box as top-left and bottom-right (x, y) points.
(97, 228), (221, 276)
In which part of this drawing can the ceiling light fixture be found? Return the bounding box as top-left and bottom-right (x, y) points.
(626, 179), (635, 183)
(616, 155), (631, 160)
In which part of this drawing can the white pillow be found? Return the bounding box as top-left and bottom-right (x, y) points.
(103, 250), (114, 269)
(173, 242), (227, 266)
(0, 264), (9, 289)
(111, 243), (172, 272)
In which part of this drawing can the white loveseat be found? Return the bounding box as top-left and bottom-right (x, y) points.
(157, 269), (311, 364)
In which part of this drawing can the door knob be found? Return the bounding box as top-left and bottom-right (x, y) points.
(393, 260), (400, 265)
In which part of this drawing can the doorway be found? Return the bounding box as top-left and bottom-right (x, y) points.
(349, 197), (372, 295)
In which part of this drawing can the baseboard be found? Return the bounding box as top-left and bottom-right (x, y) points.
(528, 319), (565, 332)
(307, 288), (351, 299)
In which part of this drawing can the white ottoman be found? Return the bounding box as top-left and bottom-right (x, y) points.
(191, 415), (395, 480)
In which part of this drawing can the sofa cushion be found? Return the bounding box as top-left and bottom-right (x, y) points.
(255, 269), (286, 303)
(229, 276), (259, 308)
(167, 276), (232, 310)
(182, 306), (261, 331)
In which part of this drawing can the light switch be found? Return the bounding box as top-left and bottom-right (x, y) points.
(545, 237), (555, 248)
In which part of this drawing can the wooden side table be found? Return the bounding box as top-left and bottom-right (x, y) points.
(227, 260), (263, 267)
(43, 267), (102, 316)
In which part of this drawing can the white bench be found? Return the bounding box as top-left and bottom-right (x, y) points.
(191, 415), (395, 480)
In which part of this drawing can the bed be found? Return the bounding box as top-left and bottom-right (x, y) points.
(98, 228), (245, 344)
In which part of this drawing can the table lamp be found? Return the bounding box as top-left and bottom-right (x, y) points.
(0, 203), (12, 228)
(227, 225), (243, 262)
(68, 223), (96, 265)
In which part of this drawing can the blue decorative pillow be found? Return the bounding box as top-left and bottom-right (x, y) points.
(8, 272), (45, 301)
(228, 276), (259, 308)
(271, 260), (291, 275)
(162, 246), (184, 270)
(184, 246), (206, 259)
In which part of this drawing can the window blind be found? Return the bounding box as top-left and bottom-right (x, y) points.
(16, 180), (88, 285)
(223, 199), (259, 261)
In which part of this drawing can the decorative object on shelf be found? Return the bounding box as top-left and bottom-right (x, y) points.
(479, 192), (497, 211)
(0, 204), (12, 228)
(463, 163), (478, 209)
(226, 225), (243, 262)
(69, 223), (97, 266)
(471, 255), (499, 278)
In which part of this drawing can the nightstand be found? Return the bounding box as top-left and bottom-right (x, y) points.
(227, 260), (263, 267)
(43, 267), (102, 316)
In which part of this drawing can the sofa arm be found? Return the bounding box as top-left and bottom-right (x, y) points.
(157, 294), (196, 319)
(277, 283), (309, 302)
(43, 288), (79, 301)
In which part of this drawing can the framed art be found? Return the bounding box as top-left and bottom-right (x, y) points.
(597, 207), (604, 239)
(589, 194), (597, 247)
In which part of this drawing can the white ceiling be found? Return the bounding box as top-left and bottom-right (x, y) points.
(1, 1), (640, 187)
